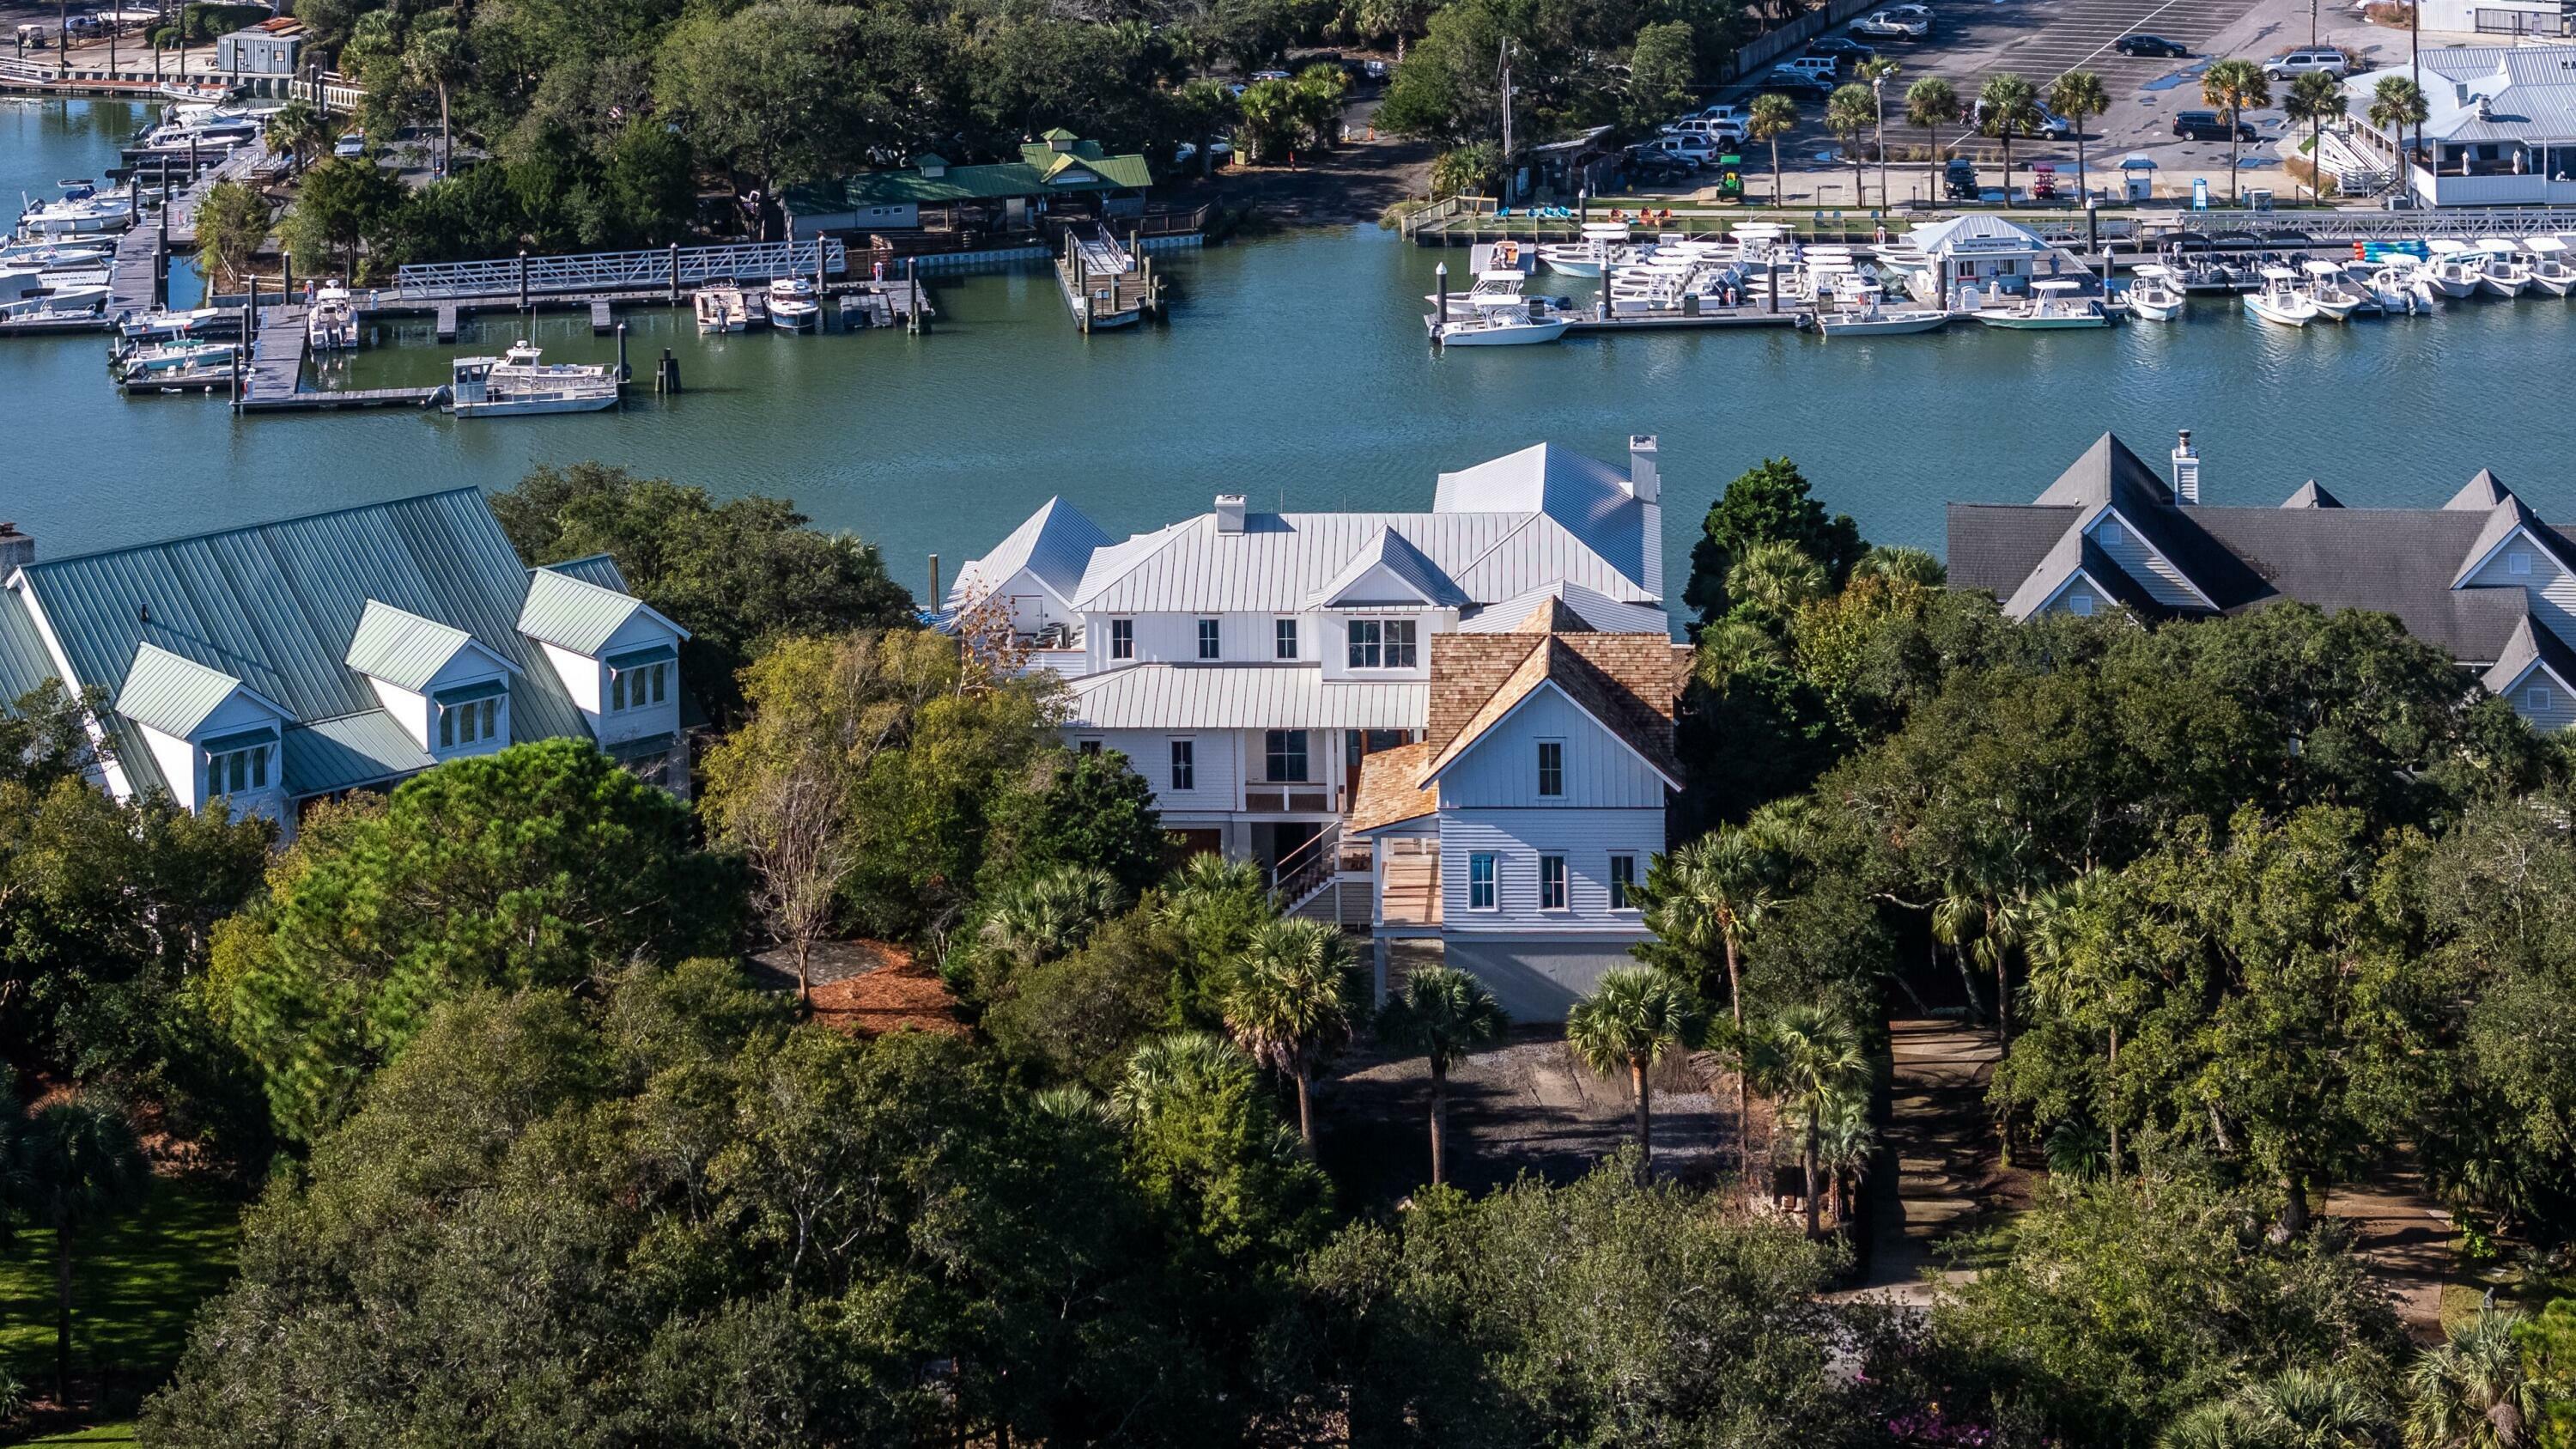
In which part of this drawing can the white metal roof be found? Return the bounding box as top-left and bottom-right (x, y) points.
(949, 496), (1113, 612)
(1458, 580), (1674, 636)
(1066, 664), (1427, 730)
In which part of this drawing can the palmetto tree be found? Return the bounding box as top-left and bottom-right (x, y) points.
(1855, 544), (1946, 586)
(9, 1098), (149, 1408)
(1749, 92), (1801, 206)
(1906, 76), (1964, 199)
(1750, 1005), (1869, 1236)
(2202, 58), (2273, 203)
(1374, 965), (1509, 1184)
(1977, 73), (2042, 204)
(976, 864), (1124, 973)
(2238, 1369), (2387, 1447)
(1859, 58), (1901, 208)
(1115, 1031), (1255, 1121)
(1727, 539), (1828, 612)
(2020, 874), (2127, 1166)
(2370, 75), (2429, 198)
(1222, 918), (1357, 1150)
(2282, 70), (2349, 201)
(1827, 83), (1876, 209)
(1778, 1083), (1874, 1227)
(260, 99), (326, 170)
(1636, 818), (1796, 1188)
(404, 15), (466, 178)
(1566, 967), (1705, 1178)
(2160, 1398), (2268, 1449)
(2406, 1305), (2543, 1449)
(1172, 77), (1242, 180)
(2048, 70), (2110, 201)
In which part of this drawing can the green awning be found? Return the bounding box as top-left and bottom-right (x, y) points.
(605, 730), (677, 763)
(605, 643), (677, 673)
(200, 725), (279, 753)
(432, 678), (509, 706)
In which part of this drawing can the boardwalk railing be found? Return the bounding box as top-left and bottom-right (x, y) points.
(394, 240), (847, 301)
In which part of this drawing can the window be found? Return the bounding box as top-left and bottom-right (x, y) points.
(1109, 618), (1134, 660)
(2530, 685), (2555, 713)
(1610, 855), (1637, 910)
(1078, 739), (1103, 756)
(2069, 593), (2096, 618)
(1536, 740), (1564, 797)
(2099, 520), (2123, 546)
(206, 743), (269, 795)
(2511, 550), (2533, 576)
(439, 696), (500, 747)
(1468, 853), (1497, 910)
(1170, 738), (1195, 791)
(1274, 618), (1298, 660)
(609, 661), (666, 713)
(1540, 854), (1568, 910)
(1345, 618), (1419, 668)
(1265, 729), (1308, 783)
(1197, 618), (1221, 660)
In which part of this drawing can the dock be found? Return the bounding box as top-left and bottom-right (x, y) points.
(1560, 305), (1803, 333)
(1054, 222), (1162, 332)
(229, 300), (441, 412)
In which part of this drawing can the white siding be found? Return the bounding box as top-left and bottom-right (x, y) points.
(177, 692), (288, 822)
(2088, 511), (2203, 608)
(1084, 727), (1243, 812)
(1437, 808), (1663, 927)
(1317, 608), (1447, 683)
(541, 641), (603, 715)
(367, 674), (431, 751)
(1433, 687), (1669, 809)
(2462, 534), (2576, 643)
(141, 723), (200, 812)
(592, 613), (683, 748)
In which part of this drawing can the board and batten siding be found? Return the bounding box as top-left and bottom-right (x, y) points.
(2462, 534), (2576, 646)
(1433, 686), (1670, 809)
(2087, 513), (2204, 608)
(1436, 808), (1662, 924)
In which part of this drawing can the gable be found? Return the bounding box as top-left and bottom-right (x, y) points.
(1429, 682), (1677, 807)
(2456, 520), (2573, 590)
(2087, 507), (2216, 610)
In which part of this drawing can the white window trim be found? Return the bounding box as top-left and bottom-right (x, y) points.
(1344, 616), (1419, 669)
(1109, 618), (1136, 661)
(1536, 737), (1566, 798)
(2511, 550), (2533, 576)
(1538, 852), (1570, 912)
(1274, 617), (1298, 660)
(1467, 851), (1498, 911)
(1196, 617), (1221, 660)
(1170, 736), (1195, 791)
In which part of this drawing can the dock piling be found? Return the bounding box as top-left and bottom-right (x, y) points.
(654, 348), (680, 394)
(668, 242), (680, 305)
(616, 322), (628, 382)
(907, 258), (921, 334)
(1433, 262), (1447, 348)
(517, 251), (529, 311)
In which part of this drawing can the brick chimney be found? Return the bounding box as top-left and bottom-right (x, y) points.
(0, 522), (32, 575)
(2172, 429), (2200, 506)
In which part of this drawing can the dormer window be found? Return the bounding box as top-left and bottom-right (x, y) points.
(434, 679), (507, 748)
(203, 727), (276, 796)
(606, 644), (674, 712)
(1346, 618), (1418, 668)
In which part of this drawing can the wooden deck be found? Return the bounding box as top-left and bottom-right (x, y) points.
(1380, 849), (1442, 928)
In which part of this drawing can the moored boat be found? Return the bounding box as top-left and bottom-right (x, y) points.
(2300, 259), (2366, 321)
(446, 340), (621, 417)
(2474, 238), (2532, 298)
(2524, 236), (2576, 297)
(2419, 240), (2482, 299)
(2123, 264), (2186, 321)
(307, 282), (360, 350)
(2242, 266), (2319, 326)
(766, 277), (821, 330)
(1974, 279), (2111, 330)
(694, 281), (748, 332)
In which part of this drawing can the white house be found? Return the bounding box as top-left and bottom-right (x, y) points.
(2342, 46), (2576, 207)
(0, 490), (693, 843)
(946, 438), (1689, 1009)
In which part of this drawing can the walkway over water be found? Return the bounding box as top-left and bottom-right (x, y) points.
(392, 240), (848, 303)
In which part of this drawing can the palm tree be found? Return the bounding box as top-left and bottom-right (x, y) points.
(1115, 1031), (1256, 1120)
(9, 1099), (149, 1408)
(1827, 83), (1876, 209)
(2282, 70), (2348, 201)
(2202, 58), (2273, 204)
(1565, 967), (1705, 1178)
(1636, 823), (1789, 1187)
(975, 865), (1124, 974)
(1750, 1005), (1868, 1235)
(1854, 544), (1945, 586)
(1172, 77), (1242, 181)
(2370, 75), (2429, 201)
(1930, 880), (1990, 1022)
(2239, 1369), (2386, 1447)
(1977, 73), (2042, 204)
(1727, 539), (1828, 612)
(1222, 918), (1356, 1150)
(1374, 965), (1509, 1184)
(1779, 1083), (1874, 1228)
(2407, 1305), (2542, 1449)
(1858, 58), (1901, 208)
(1906, 76), (1964, 202)
(2048, 70), (2110, 203)
(2160, 1399), (2267, 1449)
(1749, 92), (1801, 206)
(260, 98), (325, 170)
(404, 18), (466, 178)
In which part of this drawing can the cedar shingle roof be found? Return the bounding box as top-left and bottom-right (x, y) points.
(1346, 740), (1437, 833)
(1419, 633), (1687, 788)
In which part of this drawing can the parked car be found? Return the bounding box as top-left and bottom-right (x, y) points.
(1693, 102), (1745, 125)
(2263, 46), (2348, 79)
(1637, 133), (1716, 167)
(333, 130), (366, 158)
(1249, 68), (1292, 81)
(2172, 108), (2257, 141)
(1943, 156), (1980, 200)
(1850, 10), (1929, 39)
(1970, 97), (2073, 137)
(1882, 3), (1935, 21)
(1803, 35), (1876, 64)
(1663, 116), (1747, 143)
(1783, 55), (1844, 85)
(1364, 58), (1388, 78)
(1764, 64), (1838, 95)
(2112, 32), (2190, 57)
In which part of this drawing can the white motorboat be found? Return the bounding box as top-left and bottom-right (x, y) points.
(16, 182), (134, 239)
(2419, 240), (2483, 299)
(1814, 299), (1950, 336)
(2299, 259), (2366, 320)
(2523, 236), (2576, 296)
(766, 276), (821, 330)
(1428, 300), (1570, 345)
(2123, 264), (2186, 321)
(1430, 267), (1550, 317)
(446, 340), (621, 417)
(0, 267), (108, 314)
(2241, 266), (2320, 326)
(2474, 237), (2533, 298)
(1974, 279), (2111, 330)
(117, 307), (225, 343)
(693, 281), (748, 332)
(1538, 222), (1636, 279)
(2345, 260), (2426, 314)
(307, 282), (359, 350)
(0, 238), (110, 269)
(117, 338), (236, 381)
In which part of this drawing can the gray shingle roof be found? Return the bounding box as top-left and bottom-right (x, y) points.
(2482, 615), (2576, 695)
(2282, 480), (2343, 508)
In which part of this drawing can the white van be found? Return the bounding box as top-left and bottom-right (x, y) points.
(1783, 54), (1840, 81)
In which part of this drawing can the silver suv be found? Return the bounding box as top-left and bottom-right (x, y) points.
(2263, 47), (2349, 79)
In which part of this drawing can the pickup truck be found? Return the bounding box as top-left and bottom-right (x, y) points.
(1850, 10), (1929, 39)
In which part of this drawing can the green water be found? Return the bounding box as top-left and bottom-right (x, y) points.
(9, 98), (2575, 599)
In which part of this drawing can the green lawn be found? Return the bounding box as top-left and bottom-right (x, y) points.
(19, 1425), (139, 1445)
(0, 1177), (244, 1425)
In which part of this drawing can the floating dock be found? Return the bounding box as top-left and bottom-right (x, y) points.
(1055, 223), (1162, 332)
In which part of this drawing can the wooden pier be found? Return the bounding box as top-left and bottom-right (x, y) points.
(1054, 223), (1162, 332)
(228, 299), (441, 412)
(1560, 305), (1804, 334)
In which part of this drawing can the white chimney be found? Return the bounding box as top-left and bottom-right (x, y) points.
(1213, 494), (1247, 533)
(0, 522), (31, 575)
(1627, 435), (1661, 503)
(2172, 429), (2200, 506)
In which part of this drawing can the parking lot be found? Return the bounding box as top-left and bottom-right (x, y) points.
(1671, 0), (2425, 205)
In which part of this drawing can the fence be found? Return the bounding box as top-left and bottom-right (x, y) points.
(394, 240), (848, 301)
(1731, 0), (1889, 78)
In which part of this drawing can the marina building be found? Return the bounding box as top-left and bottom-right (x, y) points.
(1948, 431), (2576, 730)
(0, 491), (693, 842)
(213, 16), (307, 77)
(945, 440), (1688, 1015)
(2341, 46), (2576, 207)
(785, 131), (1156, 244)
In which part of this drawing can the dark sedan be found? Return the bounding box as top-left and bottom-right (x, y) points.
(1804, 35), (1877, 62)
(2113, 33), (2190, 57)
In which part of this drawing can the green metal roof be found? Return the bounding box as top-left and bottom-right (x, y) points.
(785, 138), (1154, 216)
(113, 642), (254, 739)
(0, 589), (59, 707)
(15, 489), (611, 799)
(605, 642), (677, 672)
(201, 724), (280, 754)
(519, 568), (652, 655)
(282, 710), (435, 796)
(433, 677), (508, 705)
(344, 599), (477, 692)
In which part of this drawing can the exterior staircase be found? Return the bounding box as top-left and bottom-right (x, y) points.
(2318, 125), (2397, 198)
(1271, 823), (1375, 928)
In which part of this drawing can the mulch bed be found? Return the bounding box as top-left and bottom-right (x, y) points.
(751, 939), (969, 1039)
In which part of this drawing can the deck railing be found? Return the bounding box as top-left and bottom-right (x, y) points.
(394, 240), (847, 301)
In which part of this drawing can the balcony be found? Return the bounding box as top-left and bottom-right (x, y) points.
(1243, 785), (1336, 814)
